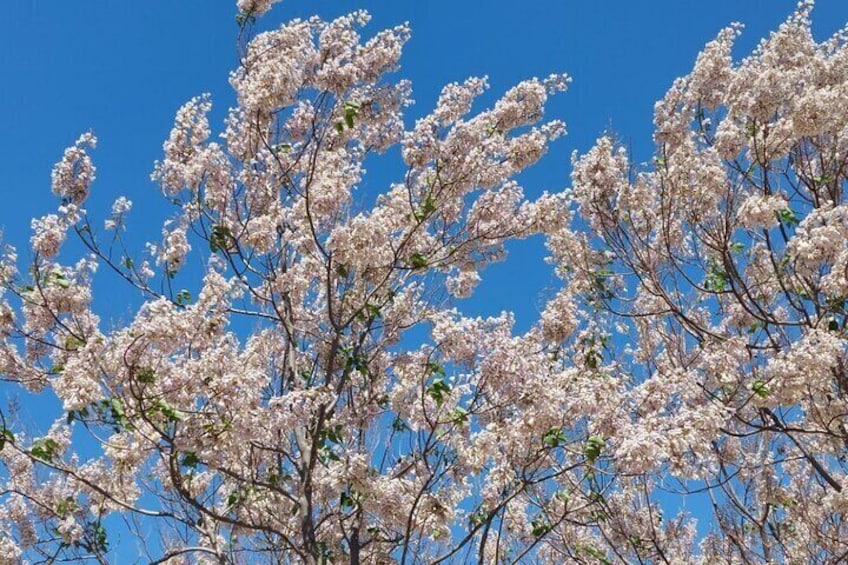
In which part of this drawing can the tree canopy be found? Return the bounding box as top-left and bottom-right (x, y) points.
(2, 1), (848, 563)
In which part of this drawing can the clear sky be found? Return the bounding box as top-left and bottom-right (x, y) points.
(2, 0), (848, 558)
(2, 0), (848, 327)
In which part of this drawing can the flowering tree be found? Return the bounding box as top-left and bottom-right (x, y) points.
(1, 0), (847, 563)
(567, 3), (848, 561)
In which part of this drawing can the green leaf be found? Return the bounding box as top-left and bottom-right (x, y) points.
(227, 490), (243, 509)
(426, 377), (451, 406)
(52, 271), (70, 289)
(747, 321), (764, 334)
(317, 444), (341, 465)
(135, 366), (156, 385)
(209, 225), (233, 254)
(109, 398), (126, 421)
(181, 451), (200, 468)
(530, 518), (552, 538)
(468, 510), (488, 528)
(591, 269), (615, 301)
(585, 350), (600, 370)
(704, 261), (729, 292)
(340, 490), (357, 511)
(415, 194), (437, 221)
(91, 521), (108, 552)
(409, 253), (429, 270)
(449, 407), (469, 426)
(421, 194), (437, 215)
(30, 438), (60, 462)
(729, 241), (744, 254)
(65, 336), (86, 351)
(316, 425), (345, 466)
(94, 398), (133, 432)
(746, 122), (758, 138)
(582, 545), (612, 565)
(149, 400), (183, 423)
(365, 303), (381, 319)
(318, 541), (334, 564)
(584, 435), (604, 463)
(321, 424), (344, 446)
(202, 418), (233, 436)
(339, 345), (366, 372)
(751, 379), (769, 398)
(543, 428), (567, 448)
(425, 361), (446, 376)
(776, 207), (799, 227)
(56, 497), (77, 519)
(65, 406), (89, 426)
(343, 101), (360, 130)
(175, 289), (192, 306)
(0, 428), (14, 452)
(160, 404), (183, 423)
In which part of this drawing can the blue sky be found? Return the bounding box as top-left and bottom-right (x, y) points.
(2, 0), (848, 558)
